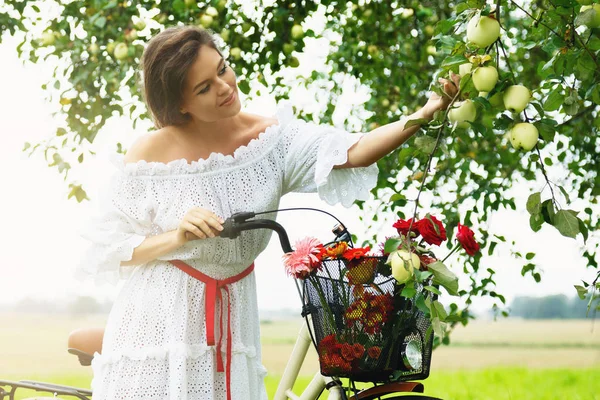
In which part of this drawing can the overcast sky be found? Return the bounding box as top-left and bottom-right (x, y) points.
(1, 9), (596, 316)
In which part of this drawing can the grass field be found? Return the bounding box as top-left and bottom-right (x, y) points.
(1, 312), (599, 399)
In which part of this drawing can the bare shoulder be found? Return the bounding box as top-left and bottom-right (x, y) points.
(123, 128), (172, 164)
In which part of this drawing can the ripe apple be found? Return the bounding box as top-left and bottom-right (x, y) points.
(283, 42), (294, 55)
(206, 6), (219, 17)
(363, 9), (373, 18)
(509, 122), (539, 151)
(220, 28), (230, 42)
(472, 65), (498, 91)
(448, 99), (477, 128)
(88, 43), (99, 55)
(390, 103), (399, 112)
(216, 0), (227, 11)
(426, 45), (437, 55)
(389, 250), (420, 284)
(580, 4), (600, 28)
(106, 41), (116, 54)
(503, 84), (531, 113)
(401, 8), (414, 19)
(230, 47), (242, 60)
(488, 91), (505, 108)
(291, 24), (304, 39)
(467, 14), (501, 48)
(41, 31), (56, 46)
(459, 62), (473, 76)
(381, 98), (390, 107)
(199, 14), (213, 28)
(113, 42), (128, 60)
(184, 0), (196, 7)
(424, 25), (435, 36)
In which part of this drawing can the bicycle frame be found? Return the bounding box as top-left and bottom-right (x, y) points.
(274, 316), (345, 400)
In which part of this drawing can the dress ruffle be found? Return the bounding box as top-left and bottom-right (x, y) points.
(110, 101), (296, 176)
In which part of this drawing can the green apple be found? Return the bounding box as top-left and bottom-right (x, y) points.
(467, 14), (501, 48)
(580, 4), (600, 28)
(199, 14), (213, 28)
(88, 43), (100, 55)
(289, 56), (300, 68)
(488, 91), (505, 108)
(503, 84), (531, 113)
(472, 65), (498, 91)
(448, 99), (477, 128)
(216, 0), (227, 11)
(230, 47), (242, 60)
(363, 9), (373, 18)
(242, 22), (252, 33)
(125, 29), (137, 41)
(134, 18), (146, 31)
(184, 0), (196, 7)
(381, 98), (390, 107)
(389, 250), (420, 284)
(424, 25), (435, 36)
(426, 45), (437, 55)
(459, 62), (473, 76)
(41, 31), (56, 46)
(206, 6), (219, 17)
(401, 8), (414, 18)
(291, 24), (304, 39)
(367, 44), (379, 57)
(220, 28), (230, 42)
(106, 41), (116, 54)
(113, 42), (128, 60)
(390, 103), (399, 112)
(283, 42), (294, 55)
(509, 122), (539, 151)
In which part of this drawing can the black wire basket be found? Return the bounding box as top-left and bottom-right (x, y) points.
(301, 254), (434, 382)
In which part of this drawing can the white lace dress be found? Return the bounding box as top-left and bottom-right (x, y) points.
(75, 101), (379, 400)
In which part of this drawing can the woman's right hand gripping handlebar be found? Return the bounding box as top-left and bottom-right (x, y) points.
(120, 207), (224, 267)
(176, 207), (225, 244)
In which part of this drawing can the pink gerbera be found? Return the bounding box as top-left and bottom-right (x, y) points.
(282, 237), (324, 279)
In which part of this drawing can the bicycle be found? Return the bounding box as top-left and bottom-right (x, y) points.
(0, 208), (443, 400)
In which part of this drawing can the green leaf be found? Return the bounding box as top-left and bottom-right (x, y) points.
(94, 16), (107, 29)
(558, 185), (571, 204)
(414, 135), (436, 153)
(554, 210), (580, 238)
(384, 237), (402, 254)
(525, 252), (535, 260)
(441, 54), (469, 68)
(541, 199), (556, 224)
(432, 316), (443, 338)
(433, 300), (448, 321)
(428, 261), (459, 295)
(405, 118), (430, 128)
(401, 283), (417, 298)
(574, 285), (587, 300)
(529, 212), (544, 232)
(424, 285), (442, 295)
(526, 192), (541, 215)
(238, 80), (251, 95)
(543, 87), (563, 112)
(578, 217), (588, 244)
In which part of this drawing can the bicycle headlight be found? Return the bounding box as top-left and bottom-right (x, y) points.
(401, 338), (422, 370)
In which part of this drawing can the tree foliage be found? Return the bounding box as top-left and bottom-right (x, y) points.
(2, 0), (599, 338)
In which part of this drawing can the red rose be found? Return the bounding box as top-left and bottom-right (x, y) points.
(456, 223), (480, 256)
(352, 343), (365, 359)
(415, 216), (447, 246)
(392, 218), (419, 237)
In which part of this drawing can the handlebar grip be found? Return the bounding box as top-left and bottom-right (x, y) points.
(220, 218), (238, 239)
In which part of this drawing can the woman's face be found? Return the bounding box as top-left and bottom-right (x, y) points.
(179, 46), (240, 123)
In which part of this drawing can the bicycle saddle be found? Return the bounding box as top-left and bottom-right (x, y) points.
(67, 327), (104, 366)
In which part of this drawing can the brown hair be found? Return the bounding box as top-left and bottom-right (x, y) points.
(139, 25), (224, 129)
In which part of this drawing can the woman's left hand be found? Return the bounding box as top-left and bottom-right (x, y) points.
(422, 72), (461, 117)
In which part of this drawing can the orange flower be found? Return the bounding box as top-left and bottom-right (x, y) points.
(321, 241), (348, 259)
(367, 346), (382, 359)
(342, 246), (371, 261)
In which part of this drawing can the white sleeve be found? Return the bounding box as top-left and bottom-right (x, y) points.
(280, 118), (379, 208)
(74, 170), (157, 286)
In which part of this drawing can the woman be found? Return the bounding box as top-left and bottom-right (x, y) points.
(76, 25), (459, 400)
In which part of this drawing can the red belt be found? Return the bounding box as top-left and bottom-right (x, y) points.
(169, 260), (255, 400)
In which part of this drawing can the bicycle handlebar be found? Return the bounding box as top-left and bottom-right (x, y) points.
(220, 210), (352, 254)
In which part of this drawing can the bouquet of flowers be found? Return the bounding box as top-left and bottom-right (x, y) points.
(282, 214), (480, 381)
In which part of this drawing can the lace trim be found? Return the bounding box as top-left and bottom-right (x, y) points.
(110, 101), (296, 176)
(91, 342), (259, 367)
